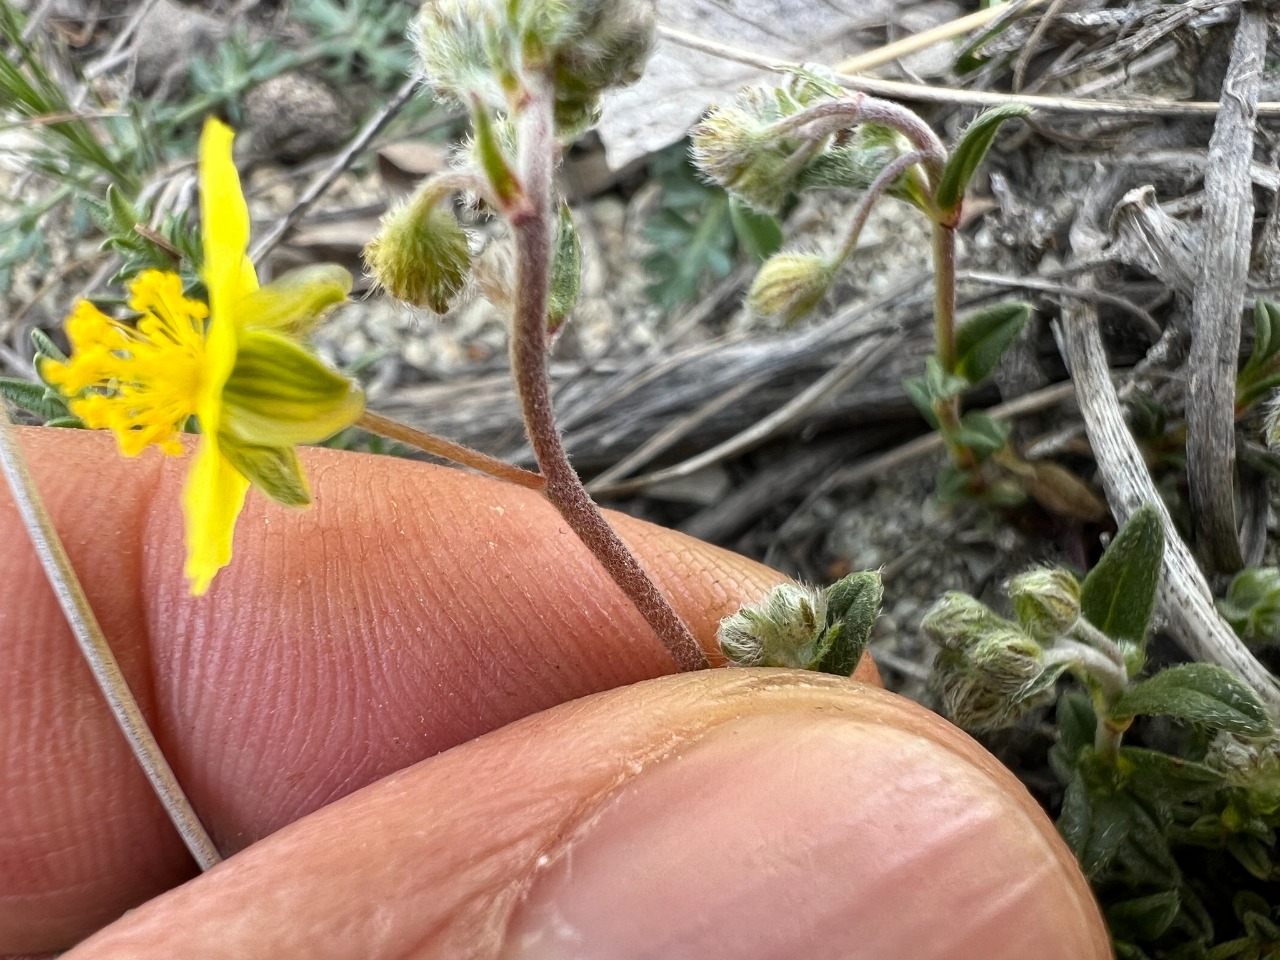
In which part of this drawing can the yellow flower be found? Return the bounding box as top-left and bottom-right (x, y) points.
(43, 118), (364, 595)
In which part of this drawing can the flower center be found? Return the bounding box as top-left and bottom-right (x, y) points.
(44, 270), (210, 456)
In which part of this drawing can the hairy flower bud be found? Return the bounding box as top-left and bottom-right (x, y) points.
(1008, 567), (1081, 643)
(921, 591), (1013, 653)
(746, 252), (834, 325)
(718, 583), (835, 670)
(363, 179), (472, 314)
(932, 625), (1056, 732)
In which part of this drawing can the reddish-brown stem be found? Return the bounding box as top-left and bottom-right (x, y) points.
(506, 82), (708, 672)
(358, 410), (545, 491)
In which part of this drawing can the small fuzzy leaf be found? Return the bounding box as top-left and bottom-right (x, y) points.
(31, 328), (68, 365)
(727, 196), (783, 262)
(470, 98), (522, 210)
(818, 570), (882, 677)
(952, 410), (1010, 460)
(1244, 298), (1280, 374)
(903, 375), (938, 428)
(924, 354), (969, 402)
(954, 301), (1033, 384)
(106, 183), (139, 234)
(935, 104), (1032, 215)
(1080, 503), (1163, 646)
(0, 376), (69, 421)
(1112, 663), (1272, 736)
(547, 204), (581, 334)
(1106, 891), (1181, 942)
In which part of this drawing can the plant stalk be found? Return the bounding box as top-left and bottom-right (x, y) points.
(0, 407), (221, 869)
(357, 410), (544, 490)
(505, 84), (707, 672)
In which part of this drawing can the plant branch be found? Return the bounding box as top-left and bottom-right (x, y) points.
(0, 408), (221, 870)
(506, 83), (707, 672)
(833, 150), (926, 267)
(357, 410), (544, 490)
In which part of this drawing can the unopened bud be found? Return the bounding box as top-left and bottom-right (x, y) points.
(718, 583), (834, 670)
(1007, 567), (1081, 642)
(746, 252), (834, 325)
(412, 0), (506, 109)
(921, 591), (1012, 653)
(690, 104), (794, 214)
(932, 625), (1054, 732)
(363, 180), (472, 314)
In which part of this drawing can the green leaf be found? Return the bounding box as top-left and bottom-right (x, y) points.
(1243, 298), (1280, 374)
(0, 377), (70, 421)
(903, 375), (938, 428)
(727, 196), (783, 262)
(547, 203), (581, 333)
(924, 354), (969, 402)
(1080, 503), (1163, 646)
(1059, 765), (1135, 876)
(1112, 663), (1272, 736)
(935, 104), (1032, 215)
(953, 300), (1032, 384)
(1106, 891), (1181, 942)
(30, 328), (68, 365)
(952, 411), (1010, 460)
(818, 571), (883, 677)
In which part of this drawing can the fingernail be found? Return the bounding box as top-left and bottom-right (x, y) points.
(500, 711), (1104, 960)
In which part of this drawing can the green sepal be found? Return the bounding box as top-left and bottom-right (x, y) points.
(954, 301), (1032, 384)
(727, 196), (783, 262)
(470, 98), (523, 210)
(952, 410), (1010, 461)
(222, 329), (364, 445)
(218, 436), (310, 507)
(818, 570), (882, 676)
(236, 265), (352, 335)
(547, 203), (581, 334)
(1111, 663), (1272, 737)
(934, 104), (1032, 216)
(1080, 503), (1163, 647)
(0, 376), (71, 421)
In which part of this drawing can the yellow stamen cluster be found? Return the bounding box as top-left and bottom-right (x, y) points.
(43, 271), (208, 457)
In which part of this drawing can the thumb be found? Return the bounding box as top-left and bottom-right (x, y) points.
(64, 670), (1110, 960)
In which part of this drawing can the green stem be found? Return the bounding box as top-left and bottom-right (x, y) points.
(932, 221), (958, 374)
(1050, 638), (1130, 763)
(505, 82), (707, 673)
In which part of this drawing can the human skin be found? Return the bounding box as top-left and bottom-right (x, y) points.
(1, 429), (1107, 958)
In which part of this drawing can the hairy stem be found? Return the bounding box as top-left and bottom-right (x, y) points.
(506, 84), (707, 672)
(1050, 638), (1130, 763)
(833, 150), (926, 267)
(358, 410), (544, 490)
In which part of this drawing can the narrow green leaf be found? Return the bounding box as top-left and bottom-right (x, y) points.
(954, 300), (1032, 384)
(1247, 299), (1275, 371)
(1080, 503), (1163, 646)
(30, 328), (68, 364)
(727, 196), (783, 262)
(547, 203), (581, 333)
(818, 571), (883, 677)
(106, 183), (138, 234)
(935, 104), (1032, 215)
(903, 376), (938, 428)
(0, 377), (70, 421)
(469, 98), (522, 210)
(1112, 663), (1272, 736)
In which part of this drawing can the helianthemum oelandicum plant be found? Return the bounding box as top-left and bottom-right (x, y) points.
(41, 117), (364, 594)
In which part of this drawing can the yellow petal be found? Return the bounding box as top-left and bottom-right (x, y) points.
(182, 435), (251, 596)
(198, 118), (259, 320)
